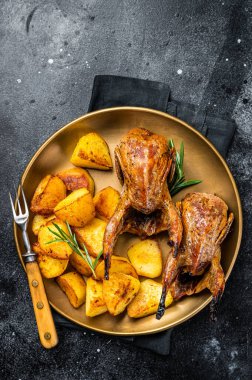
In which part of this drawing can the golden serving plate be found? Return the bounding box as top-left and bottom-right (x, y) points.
(14, 107), (242, 335)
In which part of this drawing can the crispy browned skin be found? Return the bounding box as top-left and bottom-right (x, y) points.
(169, 192), (234, 303)
(103, 128), (183, 319)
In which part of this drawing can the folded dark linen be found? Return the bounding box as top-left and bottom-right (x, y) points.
(89, 75), (237, 157)
(54, 74), (237, 355)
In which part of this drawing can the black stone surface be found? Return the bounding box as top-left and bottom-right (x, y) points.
(0, 0), (251, 379)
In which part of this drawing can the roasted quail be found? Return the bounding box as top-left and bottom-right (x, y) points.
(103, 128), (183, 319)
(169, 192), (234, 305)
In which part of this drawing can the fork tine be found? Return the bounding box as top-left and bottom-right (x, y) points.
(11, 183), (22, 215)
(17, 197), (22, 215)
(9, 192), (16, 217)
(21, 185), (29, 216)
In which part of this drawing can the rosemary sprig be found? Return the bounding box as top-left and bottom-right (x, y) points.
(168, 139), (202, 196)
(46, 221), (103, 279)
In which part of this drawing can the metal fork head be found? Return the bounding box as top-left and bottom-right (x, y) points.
(9, 185), (29, 229)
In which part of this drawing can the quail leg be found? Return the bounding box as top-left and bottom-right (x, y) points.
(156, 199), (183, 320)
(103, 193), (131, 280)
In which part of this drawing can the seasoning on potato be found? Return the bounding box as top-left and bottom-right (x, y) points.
(93, 186), (120, 221)
(56, 167), (95, 195)
(127, 279), (173, 318)
(70, 132), (113, 170)
(103, 273), (140, 316)
(30, 174), (66, 215)
(33, 243), (68, 279)
(54, 188), (95, 227)
(86, 277), (108, 317)
(32, 214), (55, 236)
(95, 256), (138, 280)
(127, 239), (163, 278)
(38, 219), (73, 259)
(74, 217), (106, 257)
(70, 251), (96, 277)
(56, 272), (86, 308)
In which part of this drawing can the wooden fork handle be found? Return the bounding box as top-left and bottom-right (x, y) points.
(26, 261), (58, 349)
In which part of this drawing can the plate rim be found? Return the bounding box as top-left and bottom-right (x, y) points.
(14, 106), (243, 335)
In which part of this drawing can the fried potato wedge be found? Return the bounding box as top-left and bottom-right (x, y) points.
(103, 273), (140, 316)
(69, 251), (96, 277)
(74, 218), (106, 257)
(56, 167), (95, 195)
(86, 277), (108, 317)
(127, 279), (173, 318)
(127, 239), (162, 278)
(70, 132), (113, 170)
(38, 219), (72, 259)
(30, 175), (66, 215)
(56, 272), (86, 308)
(95, 256), (138, 280)
(32, 243), (68, 279)
(32, 214), (55, 236)
(54, 188), (95, 227)
(93, 186), (120, 221)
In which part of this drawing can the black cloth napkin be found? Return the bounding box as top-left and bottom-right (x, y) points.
(53, 75), (237, 355)
(88, 75), (237, 157)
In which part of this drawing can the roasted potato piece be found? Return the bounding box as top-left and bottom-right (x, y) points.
(69, 251), (96, 277)
(38, 219), (72, 259)
(70, 132), (113, 170)
(74, 218), (106, 257)
(56, 272), (86, 308)
(103, 273), (140, 316)
(32, 243), (68, 279)
(127, 279), (173, 318)
(93, 186), (120, 221)
(54, 188), (95, 227)
(30, 175), (66, 215)
(56, 167), (95, 195)
(32, 214), (55, 236)
(86, 277), (108, 317)
(127, 239), (162, 278)
(95, 256), (138, 280)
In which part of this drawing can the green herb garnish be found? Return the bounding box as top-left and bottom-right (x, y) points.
(168, 139), (202, 196)
(46, 221), (103, 279)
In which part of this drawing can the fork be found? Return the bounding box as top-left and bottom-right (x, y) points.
(10, 186), (58, 349)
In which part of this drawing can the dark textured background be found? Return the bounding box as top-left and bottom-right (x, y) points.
(0, 0), (251, 379)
